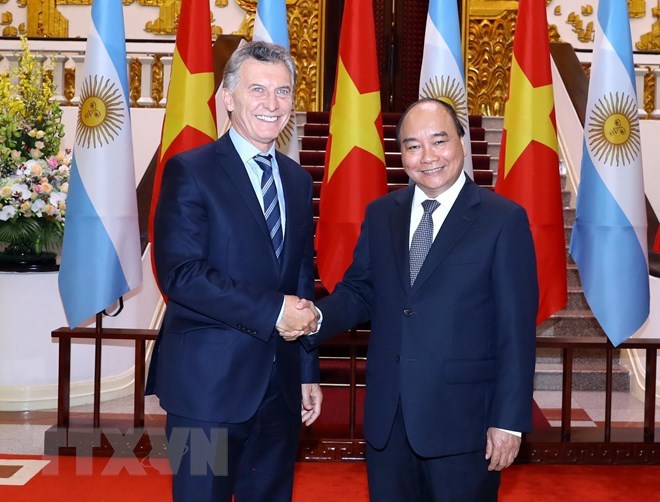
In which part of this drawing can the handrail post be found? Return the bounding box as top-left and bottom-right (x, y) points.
(561, 347), (573, 441)
(349, 328), (357, 439)
(57, 334), (71, 428)
(644, 347), (657, 443)
(604, 345), (613, 442)
(134, 339), (147, 428)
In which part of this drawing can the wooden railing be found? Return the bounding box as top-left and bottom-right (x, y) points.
(520, 336), (659, 464)
(45, 327), (660, 463)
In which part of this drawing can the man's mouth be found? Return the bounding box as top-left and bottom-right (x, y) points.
(421, 166), (443, 174)
(256, 115), (278, 123)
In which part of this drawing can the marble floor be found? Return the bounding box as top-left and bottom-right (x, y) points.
(0, 390), (658, 456)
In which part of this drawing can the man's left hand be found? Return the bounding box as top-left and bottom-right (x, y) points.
(485, 428), (521, 471)
(301, 383), (323, 426)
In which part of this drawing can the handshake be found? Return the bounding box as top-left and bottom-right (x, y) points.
(276, 295), (320, 341)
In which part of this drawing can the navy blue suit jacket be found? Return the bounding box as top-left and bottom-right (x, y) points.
(303, 176), (538, 458)
(146, 132), (319, 423)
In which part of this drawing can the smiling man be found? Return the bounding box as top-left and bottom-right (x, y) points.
(287, 98), (538, 501)
(147, 41), (322, 502)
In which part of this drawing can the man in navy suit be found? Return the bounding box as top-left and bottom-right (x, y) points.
(146, 41), (322, 502)
(286, 98), (538, 500)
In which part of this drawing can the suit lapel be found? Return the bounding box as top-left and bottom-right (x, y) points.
(215, 135), (273, 249)
(390, 186), (415, 294)
(410, 178), (481, 294)
(278, 153), (297, 277)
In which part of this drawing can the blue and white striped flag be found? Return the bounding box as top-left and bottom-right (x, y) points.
(569, 0), (649, 346)
(418, 0), (472, 178)
(59, 0), (142, 327)
(253, 0), (300, 162)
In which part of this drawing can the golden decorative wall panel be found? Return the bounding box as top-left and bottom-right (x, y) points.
(467, 2), (518, 116)
(643, 66), (655, 117)
(233, 0), (324, 111)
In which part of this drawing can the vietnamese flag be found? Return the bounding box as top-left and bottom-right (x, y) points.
(148, 0), (217, 264)
(495, 0), (567, 324)
(316, 0), (387, 293)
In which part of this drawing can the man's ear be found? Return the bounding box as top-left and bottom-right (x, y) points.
(221, 87), (234, 112)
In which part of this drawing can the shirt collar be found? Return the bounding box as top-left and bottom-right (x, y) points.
(229, 127), (277, 164)
(412, 171), (467, 211)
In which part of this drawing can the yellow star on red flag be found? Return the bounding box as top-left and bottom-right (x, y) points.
(327, 59), (385, 181)
(159, 49), (216, 160)
(502, 56), (557, 178)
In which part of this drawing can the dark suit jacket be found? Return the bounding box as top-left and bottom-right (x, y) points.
(146, 132), (319, 423)
(303, 176), (538, 458)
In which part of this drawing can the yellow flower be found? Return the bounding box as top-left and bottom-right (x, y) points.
(44, 204), (55, 215)
(41, 182), (52, 193)
(60, 182), (68, 193)
(20, 201), (30, 212)
(1, 186), (11, 197)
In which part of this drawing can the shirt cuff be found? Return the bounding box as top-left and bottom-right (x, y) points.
(276, 297), (285, 325)
(495, 428), (521, 437)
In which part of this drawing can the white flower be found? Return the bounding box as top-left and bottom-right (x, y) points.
(35, 130), (45, 139)
(22, 160), (38, 175)
(35, 141), (45, 150)
(10, 150), (21, 160)
(11, 183), (31, 200)
(0, 205), (16, 221)
(49, 191), (66, 206)
(31, 198), (45, 215)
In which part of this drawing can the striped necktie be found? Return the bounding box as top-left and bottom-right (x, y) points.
(254, 153), (284, 260)
(410, 199), (440, 285)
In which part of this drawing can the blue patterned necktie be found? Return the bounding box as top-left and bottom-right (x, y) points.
(409, 199), (440, 286)
(254, 153), (284, 260)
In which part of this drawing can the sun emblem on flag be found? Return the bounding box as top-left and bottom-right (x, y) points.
(276, 113), (296, 150)
(586, 91), (640, 166)
(420, 76), (469, 131)
(76, 74), (125, 149)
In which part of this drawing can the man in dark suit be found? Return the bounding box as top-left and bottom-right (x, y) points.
(146, 41), (322, 502)
(287, 98), (538, 500)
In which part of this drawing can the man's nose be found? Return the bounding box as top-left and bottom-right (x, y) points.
(421, 145), (438, 163)
(264, 91), (278, 111)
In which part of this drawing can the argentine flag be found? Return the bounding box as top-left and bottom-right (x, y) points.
(253, 0), (300, 162)
(59, 0), (142, 327)
(419, 0), (472, 177)
(569, 0), (649, 346)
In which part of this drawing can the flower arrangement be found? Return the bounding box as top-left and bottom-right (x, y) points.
(0, 38), (69, 257)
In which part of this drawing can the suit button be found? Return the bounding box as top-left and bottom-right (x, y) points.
(395, 355), (400, 362)
(403, 308), (412, 316)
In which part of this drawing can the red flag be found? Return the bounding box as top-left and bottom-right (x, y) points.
(148, 0), (217, 259)
(316, 0), (388, 293)
(654, 228), (660, 253)
(495, 0), (567, 324)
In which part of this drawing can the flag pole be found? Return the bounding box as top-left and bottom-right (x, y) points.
(93, 312), (103, 427)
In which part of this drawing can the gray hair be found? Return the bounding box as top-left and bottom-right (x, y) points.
(223, 41), (296, 91)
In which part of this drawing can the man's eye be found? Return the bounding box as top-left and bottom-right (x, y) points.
(276, 88), (291, 96)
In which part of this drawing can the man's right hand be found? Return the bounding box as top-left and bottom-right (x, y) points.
(277, 296), (319, 340)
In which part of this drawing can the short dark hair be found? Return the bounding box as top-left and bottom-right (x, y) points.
(396, 98), (465, 144)
(223, 41), (296, 91)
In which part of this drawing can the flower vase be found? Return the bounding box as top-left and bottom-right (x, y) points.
(0, 243), (58, 272)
